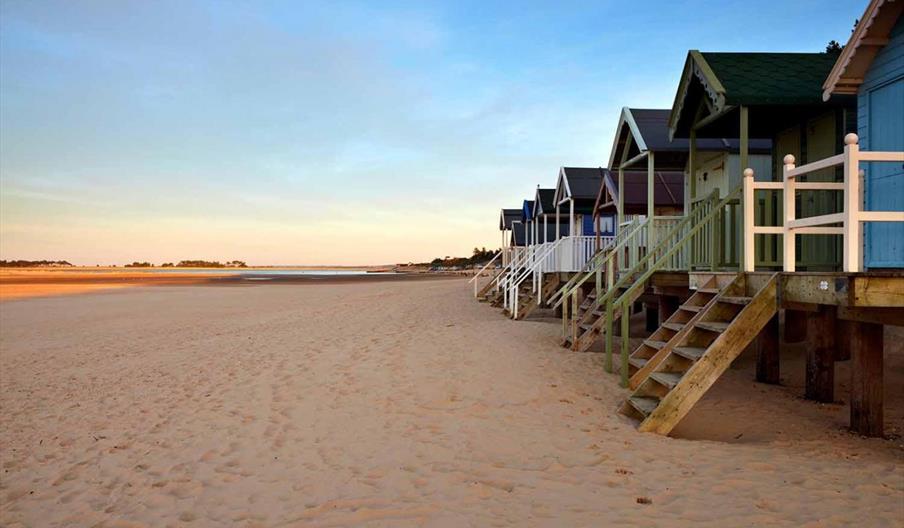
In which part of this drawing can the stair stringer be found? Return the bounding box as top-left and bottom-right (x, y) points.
(636, 273), (779, 435)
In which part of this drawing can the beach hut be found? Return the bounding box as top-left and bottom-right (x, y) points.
(668, 50), (856, 270)
(822, 0), (904, 269)
(620, 45), (901, 438)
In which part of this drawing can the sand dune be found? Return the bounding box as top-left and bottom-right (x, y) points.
(0, 278), (901, 526)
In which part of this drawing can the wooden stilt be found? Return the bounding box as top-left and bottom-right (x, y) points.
(834, 319), (851, 361)
(645, 303), (659, 332)
(658, 295), (679, 325)
(756, 314), (780, 384)
(849, 321), (884, 437)
(805, 305), (836, 403)
(784, 309), (808, 343)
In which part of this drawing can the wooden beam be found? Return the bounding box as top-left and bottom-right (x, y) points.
(849, 320), (883, 437)
(837, 306), (904, 326)
(755, 314), (780, 385)
(805, 305), (836, 403)
(851, 276), (904, 307)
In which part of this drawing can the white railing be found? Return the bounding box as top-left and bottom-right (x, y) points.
(743, 133), (904, 272)
(469, 249), (503, 297)
(508, 238), (567, 318)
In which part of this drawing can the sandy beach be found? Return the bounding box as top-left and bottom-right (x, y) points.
(0, 278), (902, 526)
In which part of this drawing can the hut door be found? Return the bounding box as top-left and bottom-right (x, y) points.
(864, 79), (904, 268)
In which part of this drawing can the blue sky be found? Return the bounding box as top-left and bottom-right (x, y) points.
(0, 0), (863, 265)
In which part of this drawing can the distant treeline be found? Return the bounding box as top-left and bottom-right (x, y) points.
(429, 247), (498, 269)
(0, 260), (73, 268)
(124, 260), (248, 268)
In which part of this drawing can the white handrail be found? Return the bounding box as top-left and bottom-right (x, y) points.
(509, 239), (566, 318)
(743, 133), (904, 272)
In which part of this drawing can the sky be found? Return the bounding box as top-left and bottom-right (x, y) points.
(0, 0), (864, 265)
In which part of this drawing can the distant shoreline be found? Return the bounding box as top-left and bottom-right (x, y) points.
(0, 267), (463, 302)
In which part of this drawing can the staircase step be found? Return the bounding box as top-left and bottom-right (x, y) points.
(628, 396), (660, 417)
(680, 305), (703, 313)
(644, 339), (667, 350)
(649, 371), (683, 389)
(628, 357), (648, 369)
(673, 346), (706, 361)
(696, 288), (720, 294)
(662, 322), (685, 332)
(695, 321), (730, 333)
(718, 296), (752, 305)
(579, 322), (594, 331)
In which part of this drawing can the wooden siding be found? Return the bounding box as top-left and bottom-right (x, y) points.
(860, 15), (904, 269)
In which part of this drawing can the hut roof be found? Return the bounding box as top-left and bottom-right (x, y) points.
(533, 188), (557, 217)
(595, 170), (685, 215)
(669, 51), (849, 139)
(609, 107), (771, 170)
(499, 209), (521, 231)
(823, 0), (904, 100)
(554, 167), (605, 214)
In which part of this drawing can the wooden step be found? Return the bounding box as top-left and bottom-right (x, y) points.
(695, 321), (730, 333)
(696, 288), (719, 294)
(662, 322), (685, 332)
(579, 322), (595, 331)
(628, 357), (648, 369)
(672, 346), (706, 361)
(718, 296), (752, 305)
(644, 339), (667, 350)
(628, 396), (659, 417)
(680, 305), (703, 313)
(649, 371), (683, 389)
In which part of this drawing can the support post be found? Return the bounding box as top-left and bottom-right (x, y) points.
(784, 309), (808, 344)
(645, 302), (659, 332)
(618, 167), (625, 269)
(842, 133), (861, 272)
(849, 320), (883, 437)
(621, 302), (630, 387)
(658, 295), (679, 325)
(743, 168), (755, 271)
(648, 151), (655, 248)
(604, 300), (613, 373)
(805, 305), (836, 402)
(688, 129), (696, 215)
(755, 314), (780, 384)
(782, 154), (796, 272)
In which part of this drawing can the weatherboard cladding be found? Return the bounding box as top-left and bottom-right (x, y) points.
(860, 13), (904, 268)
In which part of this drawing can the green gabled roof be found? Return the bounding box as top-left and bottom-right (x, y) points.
(669, 50), (849, 139)
(701, 52), (839, 106)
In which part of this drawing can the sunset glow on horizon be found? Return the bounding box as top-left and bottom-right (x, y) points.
(0, 0), (862, 266)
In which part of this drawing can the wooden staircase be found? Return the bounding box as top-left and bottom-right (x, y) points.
(625, 277), (724, 389)
(619, 273), (779, 435)
(506, 280), (541, 320)
(569, 281), (642, 352)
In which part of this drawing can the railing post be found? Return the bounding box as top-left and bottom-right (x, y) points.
(604, 299), (613, 373)
(621, 301), (630, 387)
(842, 133), (861, 272)
(743, 168), (755, 272)
(783, 154), (797, 272)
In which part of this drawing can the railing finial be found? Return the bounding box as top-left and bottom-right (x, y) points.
(743, 168), (754, 178)
(783, 154), (795, 166)
(844, 133), (859, 146)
